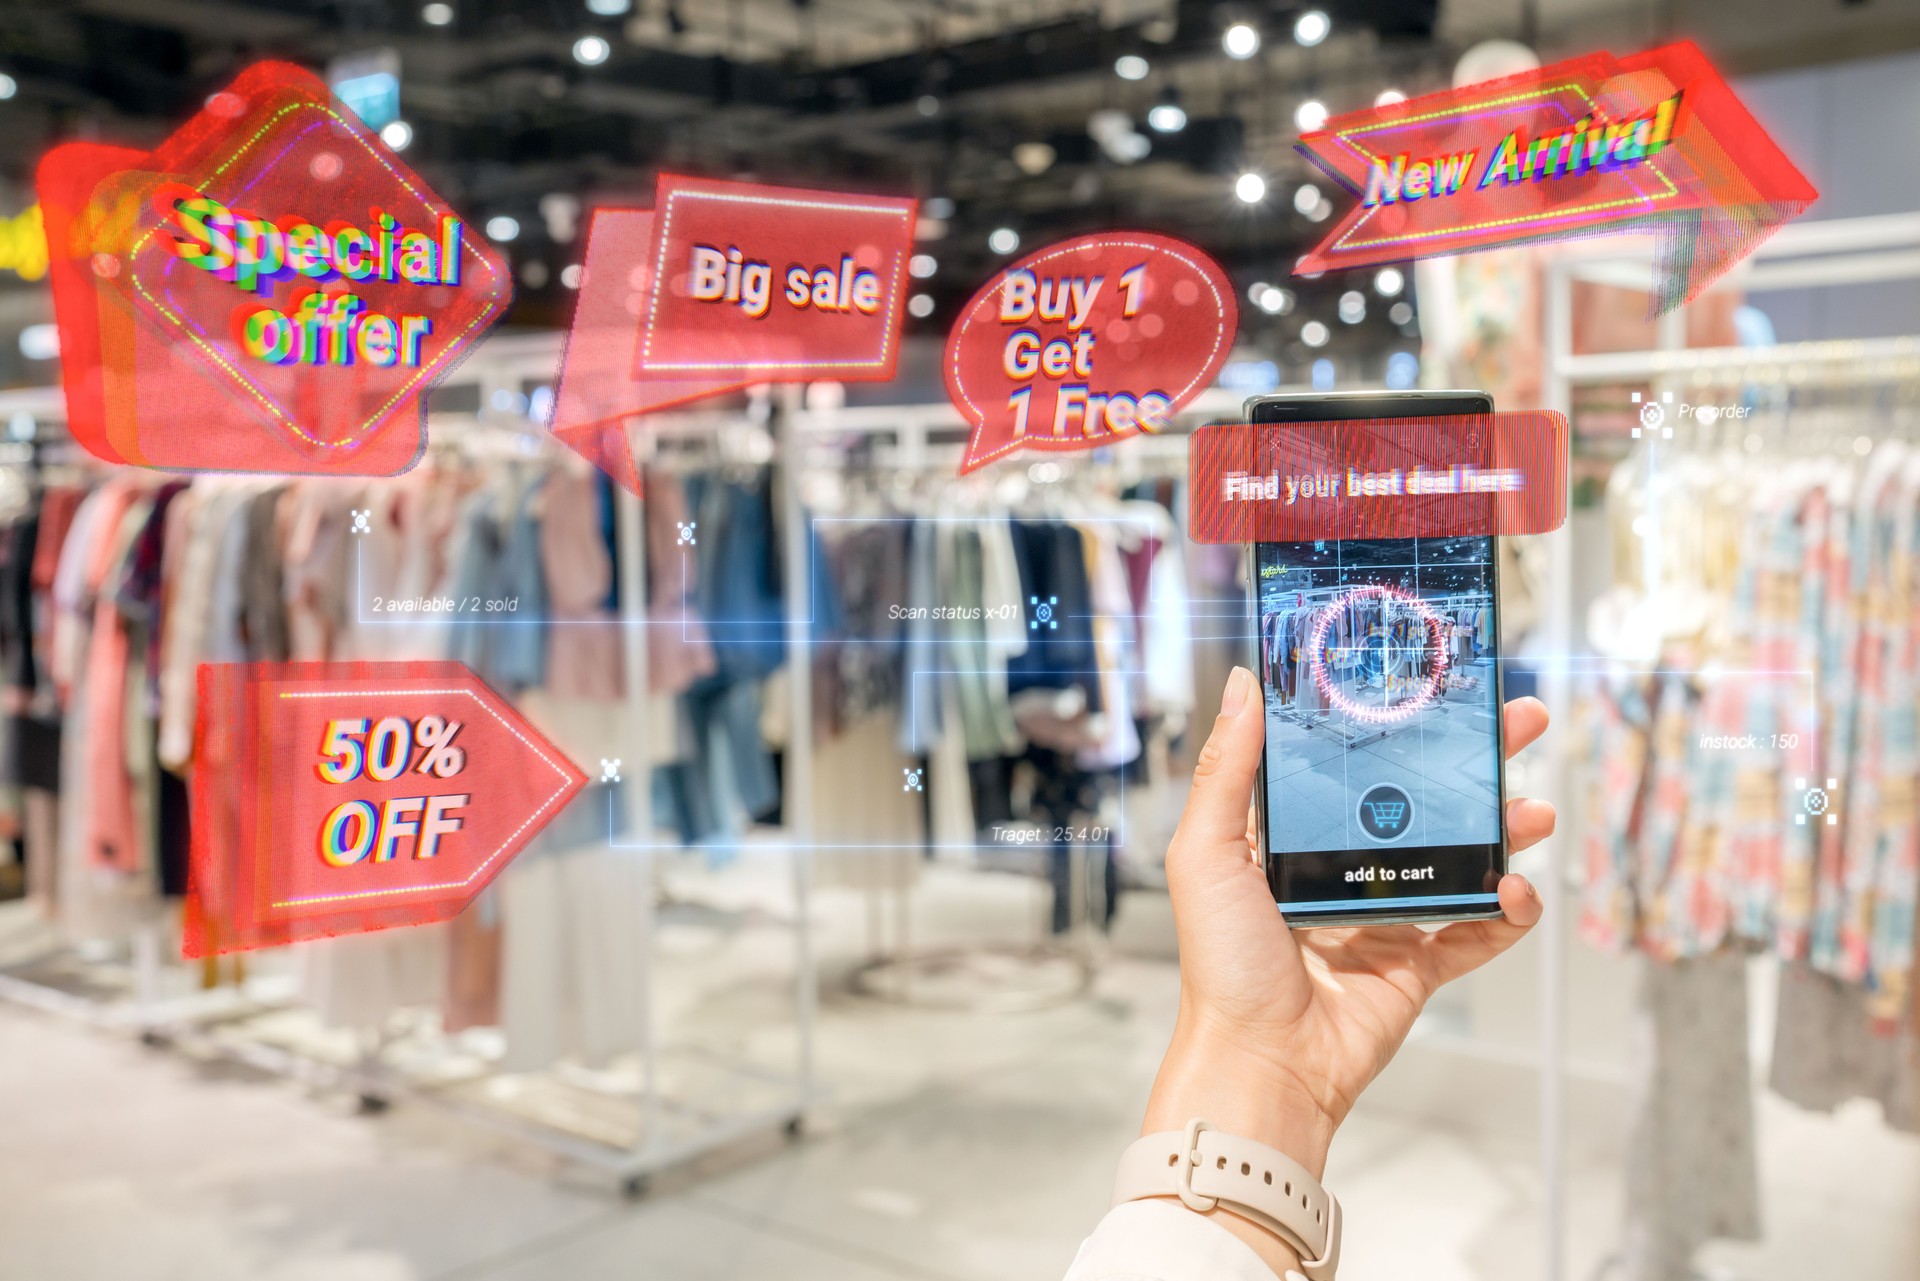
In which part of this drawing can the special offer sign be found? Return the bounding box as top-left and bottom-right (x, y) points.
(549, 174), (916, 494)
(186, 661), (586, 956)
(38, 61), (510, 475)
(945, 233), (1236, 473)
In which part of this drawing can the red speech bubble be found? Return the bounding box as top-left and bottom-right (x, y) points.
(186, 661), (587, 957)
(549, 175), (916, 494)
(38, 61), (510, 475)
(945, 233), (1237, 474)
(1187, 413), (1568, 544)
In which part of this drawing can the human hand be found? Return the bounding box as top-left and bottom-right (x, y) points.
(1143, 668), (1554, 1197)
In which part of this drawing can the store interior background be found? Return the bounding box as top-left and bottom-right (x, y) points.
(1, 1), (1919, 1279)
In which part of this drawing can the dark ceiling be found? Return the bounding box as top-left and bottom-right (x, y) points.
(1, 0), (1916, 355)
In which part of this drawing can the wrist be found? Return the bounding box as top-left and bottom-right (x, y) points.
(1142, 1026), (1337, 1180)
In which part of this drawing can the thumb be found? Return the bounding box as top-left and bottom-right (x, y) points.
(1172, 666), (1267, 862)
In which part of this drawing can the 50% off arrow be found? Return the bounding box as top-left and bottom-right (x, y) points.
(314, 714), (472, 867)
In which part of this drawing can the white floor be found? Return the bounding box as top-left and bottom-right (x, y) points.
(2, 866), (1917, 1281)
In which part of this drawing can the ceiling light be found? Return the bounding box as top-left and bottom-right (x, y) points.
(572, 35), (611, 65)
(0, 74), (16, 101)
(1305, 196), (1332, 222)
(561, 264), (584, 289)
(1311, 358), (1335, 390)
(379, 119), (413, 151)
(1222, 23), (1260, 60)
(1293, 183), (1322, 215)
(421, 2), (453, 25)
(916, 94), (940, 117)
(1147, 102), (1186, 133)
(586, 0), (631, 13)
(1235, 172), (1266, 204)
(1256, 286), (1291, 316)
(910, 253), (937, 278)
(1300, 320), (1330, 348)
(485, 215), (520, 242)
(1247, 281), (1270, 304)
(18, 324), (58, 361)
(1013, 141), (1056, 175)
(988, 227), (1020, 255)
(1115, 55), (1149, 81)
(908, 294), (936, 318)
(1375, 89), (1406, 107)
(1374, 267), (1404, 297)
(924, 196), (955, 220)
(1338, 290), (1365, 323)
(1295, 99), (1329, 132)
(1389, 301), (1413, 325)
(1293, 10), (1330, 47)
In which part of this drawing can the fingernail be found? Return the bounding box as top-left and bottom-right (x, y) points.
(1221, 666), (1252, 716)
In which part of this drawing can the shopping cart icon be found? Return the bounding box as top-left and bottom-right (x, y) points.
(1362, 801), (1407, 831)
(1356, 784), (1413, 842)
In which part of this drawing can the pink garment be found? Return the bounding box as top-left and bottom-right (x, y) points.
(82, 484), (148, 874)
(539, 466), (626, 700)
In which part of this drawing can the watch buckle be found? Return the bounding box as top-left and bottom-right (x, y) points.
(1175, 1117), (1218, 1214)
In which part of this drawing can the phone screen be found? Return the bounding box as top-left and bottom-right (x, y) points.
(1248, 396), (1506, 923)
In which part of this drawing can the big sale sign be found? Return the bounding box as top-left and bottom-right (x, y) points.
(548, 174), (916, 494)
(38, 61), (510, 474)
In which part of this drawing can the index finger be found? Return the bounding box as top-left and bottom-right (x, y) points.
(1503, 697), (1548, 760)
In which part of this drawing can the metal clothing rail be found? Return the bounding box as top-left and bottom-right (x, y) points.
(1538, 213), (1920, 1281)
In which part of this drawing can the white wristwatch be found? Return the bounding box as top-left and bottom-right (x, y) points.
(1112, 1118), (1342, 1281)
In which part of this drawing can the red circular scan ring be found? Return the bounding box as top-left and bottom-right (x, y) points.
(1306, 584), (1452, 725)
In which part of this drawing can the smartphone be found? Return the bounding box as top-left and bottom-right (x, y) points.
(1246, 390), (1507, 928)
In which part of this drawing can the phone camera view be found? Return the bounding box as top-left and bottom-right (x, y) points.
(1258, 535), (1503, 908)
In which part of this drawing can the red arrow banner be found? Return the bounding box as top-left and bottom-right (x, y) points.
(186, 661), (587, 957)
(1295, 40), (1816, 313)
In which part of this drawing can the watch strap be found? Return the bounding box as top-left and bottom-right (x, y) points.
(1112, 1119), (1342, 1281)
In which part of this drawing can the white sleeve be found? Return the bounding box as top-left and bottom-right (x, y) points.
(1061, 1200), (1283, 1281)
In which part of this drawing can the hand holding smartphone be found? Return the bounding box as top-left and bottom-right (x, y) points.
(1246, 391), (1508, 927)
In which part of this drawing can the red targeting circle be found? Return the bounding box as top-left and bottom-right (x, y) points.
(1306, 584), (1452, 724)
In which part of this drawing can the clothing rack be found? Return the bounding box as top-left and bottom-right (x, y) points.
(787, 398), (1202, 1012)
(1538, 213), (1920, 1281)
(0, 331), (819, 1194)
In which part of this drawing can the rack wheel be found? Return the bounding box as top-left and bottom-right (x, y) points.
(621, 1175), (651, 1200)
(783, 1115), (805, 1141)
(356, 1093), (391, 1115)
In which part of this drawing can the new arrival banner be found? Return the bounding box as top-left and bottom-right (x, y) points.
(186, 661), (586, 956)
(1294, 40), (1816, 312)
(549, 174), (917, 494)
(38, 61), (511, 475)
(945, 232), (1236, 473)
